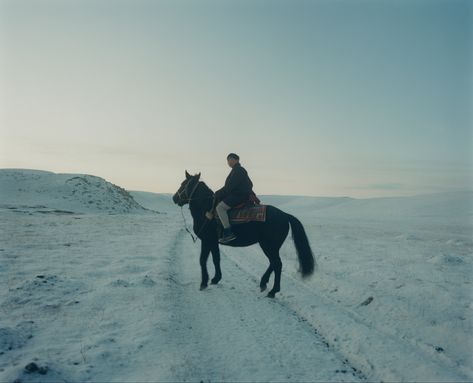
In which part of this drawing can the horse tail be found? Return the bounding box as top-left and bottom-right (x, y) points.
(287, 214), (316, 277)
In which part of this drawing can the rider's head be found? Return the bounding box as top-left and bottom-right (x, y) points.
(227, 153), (239, 168)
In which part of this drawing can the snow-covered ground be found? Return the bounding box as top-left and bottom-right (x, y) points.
(1, 169), (472, 382)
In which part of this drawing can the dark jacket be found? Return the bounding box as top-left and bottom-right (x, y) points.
(216, 163), (253, 207)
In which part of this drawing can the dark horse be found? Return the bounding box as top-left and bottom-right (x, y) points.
(172, 171), (316, 298)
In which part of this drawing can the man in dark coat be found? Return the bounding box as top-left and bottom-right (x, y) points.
(213, 153), (254, 243)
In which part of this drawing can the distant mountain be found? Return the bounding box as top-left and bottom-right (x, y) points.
(309, 191), (473, 222)
(129, 191), (174, 213)
(260, 195), (354, 212)
(0, 169), (150, 214)
(261, 191), (473, 227)
(134, 189), (472, 226)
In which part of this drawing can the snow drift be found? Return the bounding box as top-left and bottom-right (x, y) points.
(0, 169), (149, 214)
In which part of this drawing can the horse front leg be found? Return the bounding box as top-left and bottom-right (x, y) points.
(199, 241), (211, 290)
(210, 242), (222, 285)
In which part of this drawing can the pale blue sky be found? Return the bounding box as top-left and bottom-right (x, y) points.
(1, 0), (471, 197)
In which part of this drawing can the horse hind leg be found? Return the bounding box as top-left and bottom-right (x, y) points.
(259, 243), (282, 298)
(267, 255), (282, 298)
(260, 265), (273, 292)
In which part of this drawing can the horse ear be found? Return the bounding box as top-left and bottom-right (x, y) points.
(185, 170), (191, 179)
(196, 172), (201, 180)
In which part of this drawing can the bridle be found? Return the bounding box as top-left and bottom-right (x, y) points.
(177, 178), (214, 243)
(177, 178), (201, 205)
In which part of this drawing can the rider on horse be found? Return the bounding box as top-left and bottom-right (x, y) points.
(210, 153), (254, 244)
(174, 163), (315, 296)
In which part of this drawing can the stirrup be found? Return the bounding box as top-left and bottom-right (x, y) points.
(219, 231), (236, 244)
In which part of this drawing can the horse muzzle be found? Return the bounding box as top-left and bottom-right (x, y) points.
(172, 194), (186, 206)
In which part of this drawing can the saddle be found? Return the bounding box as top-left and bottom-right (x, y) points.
(225, 204), (267, 225)
(215, 194), (266, 226)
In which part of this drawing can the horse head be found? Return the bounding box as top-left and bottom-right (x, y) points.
(172, 170), (201, 206)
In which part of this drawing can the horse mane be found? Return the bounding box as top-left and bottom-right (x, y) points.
(186, 180), (214, 212)
(199, 181), (215, 197)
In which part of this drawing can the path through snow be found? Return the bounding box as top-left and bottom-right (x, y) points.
(151, 225), (363, 382)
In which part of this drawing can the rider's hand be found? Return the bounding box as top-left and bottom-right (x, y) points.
(205, 211), (213, 220)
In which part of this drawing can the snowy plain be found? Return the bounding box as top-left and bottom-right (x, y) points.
(0, 169), (472, 382)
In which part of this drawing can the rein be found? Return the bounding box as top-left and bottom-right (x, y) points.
(179, 180), (214, 243)
(180, 206), (199, 243)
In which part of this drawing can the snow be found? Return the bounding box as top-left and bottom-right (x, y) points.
(1, 169), (472, 382)
(0, 169), (149, 214)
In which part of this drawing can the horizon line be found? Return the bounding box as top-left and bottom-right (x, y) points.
(1, 167), (472, 201)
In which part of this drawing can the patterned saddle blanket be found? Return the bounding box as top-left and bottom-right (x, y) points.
(216, 204), (267, 225)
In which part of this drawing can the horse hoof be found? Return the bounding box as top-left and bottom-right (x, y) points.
(267, 291), (276, 298)
(260, 285), (267, 292)
(211, 277), (221, 285)
(200, 284), (208, 291)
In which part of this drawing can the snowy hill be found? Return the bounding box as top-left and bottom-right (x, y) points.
(0, 169), (149, 214)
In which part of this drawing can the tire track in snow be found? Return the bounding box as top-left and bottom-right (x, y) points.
(219, 247), (368, 382)
(222, 245), (468, 382)
(156, 229), (365, 382)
